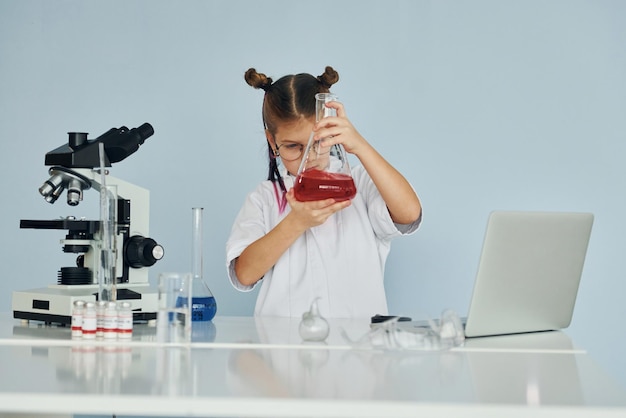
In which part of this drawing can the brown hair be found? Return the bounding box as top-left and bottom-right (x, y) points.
(245, 66), (340, 212)
(245, 66), (339, 134)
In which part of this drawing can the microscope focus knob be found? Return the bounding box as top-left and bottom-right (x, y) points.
(125, 236), (164, 268)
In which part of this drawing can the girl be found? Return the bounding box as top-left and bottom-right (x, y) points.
(226, 66), (422, 317)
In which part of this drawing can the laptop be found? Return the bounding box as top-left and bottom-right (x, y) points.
(382, 211), (594, 338)
(463, 210), (594, 338)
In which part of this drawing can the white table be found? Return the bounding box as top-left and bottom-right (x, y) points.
(0, 315), (625, 417)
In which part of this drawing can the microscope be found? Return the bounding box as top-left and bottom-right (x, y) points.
(12, 123), (164, 324)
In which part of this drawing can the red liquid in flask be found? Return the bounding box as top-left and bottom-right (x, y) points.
(294, 169), (357, 201)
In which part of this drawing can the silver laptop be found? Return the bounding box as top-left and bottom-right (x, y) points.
(463, 210), (594, 338)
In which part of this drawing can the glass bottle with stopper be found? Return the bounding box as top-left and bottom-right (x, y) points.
(294, 93), (356, 202)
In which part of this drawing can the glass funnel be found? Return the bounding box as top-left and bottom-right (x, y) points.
(294, 93), (356, 202)
(190, 207), (217, 321)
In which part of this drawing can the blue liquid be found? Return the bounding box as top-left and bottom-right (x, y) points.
(191, 296), (217, 321)
(175, 296), (217, 321)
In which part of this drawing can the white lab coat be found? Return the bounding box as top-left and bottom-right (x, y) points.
(226, 165), (420, 318)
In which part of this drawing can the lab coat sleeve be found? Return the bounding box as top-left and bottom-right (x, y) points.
(226, 184), (273, 292)
(352, 165), (421, 240)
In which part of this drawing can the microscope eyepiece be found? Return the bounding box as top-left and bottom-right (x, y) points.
(135, 122), (154, 139)
(68, 132), (88, 149)
(103, 122), (154, 163)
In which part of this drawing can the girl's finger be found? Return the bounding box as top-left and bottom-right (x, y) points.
(326, 101), (346, 118)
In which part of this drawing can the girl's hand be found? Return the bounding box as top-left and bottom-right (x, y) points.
(285, 189), (351, 231)
(312, 101), (367, 155)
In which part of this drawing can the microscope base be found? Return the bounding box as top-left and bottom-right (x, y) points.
(12, 283), (158, 325)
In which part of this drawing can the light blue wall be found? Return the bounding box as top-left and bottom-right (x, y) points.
(1, 0), (625, 387)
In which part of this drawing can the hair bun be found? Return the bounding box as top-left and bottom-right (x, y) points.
(317, 66), (339, 88)
(245, 68), (273, 91)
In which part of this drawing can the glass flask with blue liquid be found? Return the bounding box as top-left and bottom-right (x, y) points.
(189, 207), (217, 321)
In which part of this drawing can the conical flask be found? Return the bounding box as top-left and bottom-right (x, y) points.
(190, 207), (217, 321)
(294, 93), (356, 202)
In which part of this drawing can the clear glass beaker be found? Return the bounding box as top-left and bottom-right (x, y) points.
(191, 207), (217, 321)
(156, 272), (192, 343)
(294, 93), (356, 202)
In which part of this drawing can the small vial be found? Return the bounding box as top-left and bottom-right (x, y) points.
(71, 300), (85, 338)
(82, 302), (97, 339)
(96, 301), (107, 338)
(117, 301), (133, 339)
(103, 301), (118, 340)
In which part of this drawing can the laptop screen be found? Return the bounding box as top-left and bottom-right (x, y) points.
(464, 211), (593, 338)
